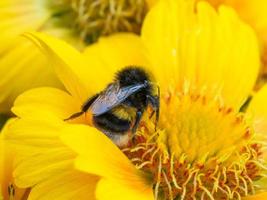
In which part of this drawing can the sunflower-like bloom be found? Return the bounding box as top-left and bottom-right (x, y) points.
(4, 0), (267, 199)
(197, 0), (267, 87)
(0, 0), (149, 113)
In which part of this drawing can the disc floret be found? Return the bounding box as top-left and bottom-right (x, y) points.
(123, 88), (266, 200)
(46, 0), (148, 44)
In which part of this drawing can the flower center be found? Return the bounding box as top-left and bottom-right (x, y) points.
(122, 86), (266, 200)
(45, 0), (148, 44)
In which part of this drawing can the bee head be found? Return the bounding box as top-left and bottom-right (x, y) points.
(116, 66), (150, 87)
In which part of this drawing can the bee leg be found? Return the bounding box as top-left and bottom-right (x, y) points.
(132, 109), (144, 134)
(64, 94), (99, 121)
(146, 95), (160, 130)
(64, 111), (84, 121)
(82, 94), (99, 112)
(149, 110), (155, 119)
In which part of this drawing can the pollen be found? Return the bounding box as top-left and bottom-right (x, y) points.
(46, 0), (148, 44)
(122, 85), (267, 200)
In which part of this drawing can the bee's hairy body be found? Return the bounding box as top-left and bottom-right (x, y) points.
(111, 105), (136, 121)
(93, 106), (135, 136)
(66, 66), (160, 146)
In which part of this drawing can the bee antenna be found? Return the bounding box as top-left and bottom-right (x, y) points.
(64, 111), (84, 121)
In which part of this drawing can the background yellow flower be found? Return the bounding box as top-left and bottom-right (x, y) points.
(0, 0), (150, 114)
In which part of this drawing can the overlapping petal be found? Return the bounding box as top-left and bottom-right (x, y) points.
(0, 38), (62, 113)
(4, 88), (71, 187)
(247, 85), (267, 138)
(12, 87), (80, 120)
(142, 0), (260, 109)
(60, 124), (154, 200)
(0, 0), (65, 114)
(4, 87), (80, 147)
(25, 32), (151, 101)
(198, 0), (267, 88)
(83, 33), (150, 84)
(201, 0), (267, 48)
(247, 85), (267, 187)
(23, 32), (91, 103)
(28, 171), (99, 200)
(0, 119), (27, 200)
(2, 84), (103, 200)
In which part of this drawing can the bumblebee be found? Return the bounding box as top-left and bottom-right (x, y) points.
(66, 66), (160, 146)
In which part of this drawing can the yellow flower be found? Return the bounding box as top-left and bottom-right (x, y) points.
(4, 0), (267, 199)
(0, 0), (150, 114)
(198, 0), (267, 86)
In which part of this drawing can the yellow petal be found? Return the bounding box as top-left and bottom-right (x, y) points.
(141, 0), (181, 91)
(23, 32), (90, 104)
(0, 119), (27, 200)
(96, 178), (154, 200)
(0, 123), (12, 200)
(247, 85), (267, 189)
(201, 0), (267, 46)
(12, 87), (79, 120)
(142, 0), (260, 109)
(0, 38), (62, 114)
(242, 192), (267, 200)
(3, 118), (79, 193)
(28, 171), (99, 200)
(247, 85), (267, 136)
(82, 33), (150, 92)
(0, 0), (49, 51)
(60, 124), (137, 179)
(4, 117), (64, 152)
(61, 124), (152, 184)
(13, 147), (75, 188)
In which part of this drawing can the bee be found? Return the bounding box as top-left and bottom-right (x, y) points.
(65, 66), (160, 146)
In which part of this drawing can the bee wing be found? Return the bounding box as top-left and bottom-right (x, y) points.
(90, 83), (146, 116)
